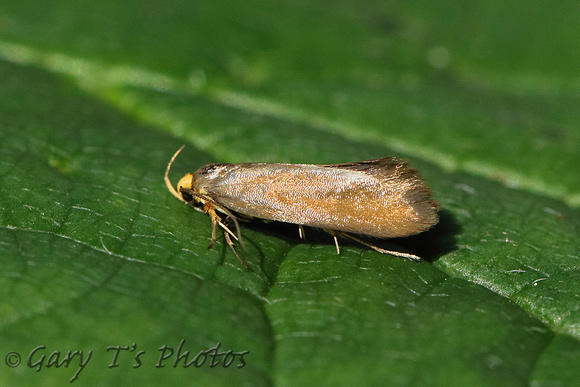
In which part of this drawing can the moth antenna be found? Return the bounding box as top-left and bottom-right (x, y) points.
(165, 145), (186, 202)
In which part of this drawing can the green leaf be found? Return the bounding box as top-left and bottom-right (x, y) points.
(0, 1), (579, 386)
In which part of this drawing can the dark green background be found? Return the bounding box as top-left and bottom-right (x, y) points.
(0, 1), (578, 386)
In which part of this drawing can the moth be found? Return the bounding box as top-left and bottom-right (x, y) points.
(165, 146), (439, 267)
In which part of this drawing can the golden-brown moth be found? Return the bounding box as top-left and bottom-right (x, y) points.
(165, 146), (439, 267)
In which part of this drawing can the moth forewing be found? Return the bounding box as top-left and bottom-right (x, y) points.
(196, 161), (438, 238)
(165, 147), (439, 267)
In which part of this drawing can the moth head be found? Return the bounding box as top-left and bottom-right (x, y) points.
(164, 146), (232, 204)
(177, 173), (196, 202)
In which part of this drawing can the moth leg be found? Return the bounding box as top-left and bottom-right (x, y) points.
(205, 203), (248, 268)
(298, 225), (306, 240)
(333, 235), (341, 254)
(217, 220), (238, 241)
(214, 206), (244, 247)
(223, 229), (249, 268)
(205, 204), (220, 250)
(323, 229), (342, 254)
(339, 232), (421, 261)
